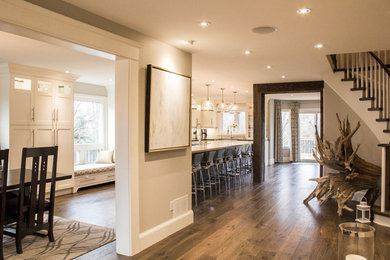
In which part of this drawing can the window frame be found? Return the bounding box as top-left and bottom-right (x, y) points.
(74, 93), (108, 152)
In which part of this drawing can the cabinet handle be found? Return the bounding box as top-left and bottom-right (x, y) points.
(52, 109), (55, 122)
(32, 108), (35, 121)
(56, 108), (59, 122)
(53, 130), (55, 145)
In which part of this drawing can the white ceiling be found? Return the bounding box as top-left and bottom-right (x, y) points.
(0, 30), (115, 87)
(63, 0), (390, 102)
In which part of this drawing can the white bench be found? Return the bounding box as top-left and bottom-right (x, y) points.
(74, 163), (115, 192)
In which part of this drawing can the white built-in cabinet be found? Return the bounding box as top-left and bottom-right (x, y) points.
(191, 109), (217, 128)
(0, 64), (78, 194)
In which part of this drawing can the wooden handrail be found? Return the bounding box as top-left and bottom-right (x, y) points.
(369, 51), (390, 77)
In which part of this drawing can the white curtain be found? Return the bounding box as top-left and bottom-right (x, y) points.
(290, 102), (300, 162)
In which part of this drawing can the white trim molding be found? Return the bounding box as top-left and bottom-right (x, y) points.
(139, 210), (194, 252)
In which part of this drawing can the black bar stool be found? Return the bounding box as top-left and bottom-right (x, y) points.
(232, 146), (243, 184)
(202, 151), (217, 199)
(214, 149), (230, 190)
(192, 153), (205, 205)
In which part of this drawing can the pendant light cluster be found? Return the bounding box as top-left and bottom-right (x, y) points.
(201, 84), (214, 111)
(199, 84), (239, 113)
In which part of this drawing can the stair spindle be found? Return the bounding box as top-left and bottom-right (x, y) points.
(365, 52), (369, 98)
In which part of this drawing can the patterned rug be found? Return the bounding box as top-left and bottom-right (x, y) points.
(3, 217), (116, 260)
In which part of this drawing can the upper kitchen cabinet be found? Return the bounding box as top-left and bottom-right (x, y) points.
(191, 109), (201, 128)
(200, 110), (217, 128)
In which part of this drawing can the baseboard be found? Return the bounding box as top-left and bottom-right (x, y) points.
(138, 210), (193, 252)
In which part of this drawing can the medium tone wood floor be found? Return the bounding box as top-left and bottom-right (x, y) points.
(58, 164), (390, 259)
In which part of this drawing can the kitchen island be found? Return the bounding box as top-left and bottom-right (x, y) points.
(191, 140), (253, 153)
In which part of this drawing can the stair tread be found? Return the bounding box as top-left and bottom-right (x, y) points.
(360, 97), (374, 101)
(350, 87), (366, 91)
(376, 118), (390, 122)
(342, 78), (356, 82)
(378, 143), (390, 146)
(383, 130), (390, 133)
(368, 107), (383, 111)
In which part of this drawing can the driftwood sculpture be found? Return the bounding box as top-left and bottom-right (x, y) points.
(303, 114), (381, 216)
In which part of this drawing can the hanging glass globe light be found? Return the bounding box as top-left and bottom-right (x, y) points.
(201, 84), (215, 111)
(217, 88), (228, 113)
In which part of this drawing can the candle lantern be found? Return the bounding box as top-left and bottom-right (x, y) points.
(338, 222), (375, 260)
(356, 198), (371, 223)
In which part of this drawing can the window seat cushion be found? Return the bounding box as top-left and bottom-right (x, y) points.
(74, 163), (115, 177)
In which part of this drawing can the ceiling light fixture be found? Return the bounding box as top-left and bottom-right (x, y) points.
(229, 91), (239, 114)
(297, 8), (311, 15)
(217, 88), (228, 113)
(201, 84), (214, 111)
(314, 43), (324, 49)
(211, 80), (215, 83)
(184, 40), (195, 45)
(266, 65), (272, 69)
(244, 50), (252, 55)
(281, 75), (286, 79)
(200, 21), (210, 27)
(65, 70), (70, 74)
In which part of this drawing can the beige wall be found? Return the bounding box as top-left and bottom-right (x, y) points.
(323, 84), (381, 174)
(138, 38), (192, 232)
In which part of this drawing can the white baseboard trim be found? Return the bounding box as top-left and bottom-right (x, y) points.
(138, 210), (194, 252)
(374, 214), (390, 227)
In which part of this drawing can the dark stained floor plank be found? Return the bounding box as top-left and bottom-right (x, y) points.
(60, 163), (390, 260)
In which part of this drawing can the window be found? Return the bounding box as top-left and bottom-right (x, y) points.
(74, 95), (107, 165)
(281, 110), (291, 148)
(299, 113), (320, 160)
(222, 111), (246, 134)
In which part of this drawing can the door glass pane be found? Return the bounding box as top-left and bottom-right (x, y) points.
(37, 81), (52, 94)
(14, 77), (31, 90)
(299, 113), (318, 160)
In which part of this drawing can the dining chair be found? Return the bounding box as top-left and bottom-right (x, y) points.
(0, 149), (9, 260)
(4, 146), (58, 254)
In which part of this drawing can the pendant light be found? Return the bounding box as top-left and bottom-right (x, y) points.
(201, 84), (215, 111)
(217, 88), (228, 113)
(229, 91), (239, 114)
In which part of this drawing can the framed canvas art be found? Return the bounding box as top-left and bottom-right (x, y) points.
(145, 65), (191, 152)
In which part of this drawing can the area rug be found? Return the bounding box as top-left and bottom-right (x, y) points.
(3, 217), (116, 260)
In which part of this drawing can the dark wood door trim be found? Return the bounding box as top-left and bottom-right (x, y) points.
(253, 81), (324, 183)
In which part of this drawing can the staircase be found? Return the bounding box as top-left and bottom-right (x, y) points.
(327, 50), (390, 225)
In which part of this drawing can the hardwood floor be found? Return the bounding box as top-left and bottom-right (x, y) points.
(63, 164), (390, 259)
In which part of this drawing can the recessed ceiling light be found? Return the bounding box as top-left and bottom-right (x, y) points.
(246, 90), (249, 93)
(184, 40), (195, 45)
(314, 43), (324, 49)
(231, 85), (234, 89)
(200, 21), (210, 27)
(211, 80), (215, 83)
(252, 26), (278, 34)
(281, 75), (286, 79)
(266, 65), (272, 69)
(65, 70), (70, 74)
(297, 8), (311, 15)
(244, 50), (252, 55)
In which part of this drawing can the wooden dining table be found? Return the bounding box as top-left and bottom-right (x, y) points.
(1, 169), (72, 190)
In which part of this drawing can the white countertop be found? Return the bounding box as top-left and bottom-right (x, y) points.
(191, 140), (253, 153)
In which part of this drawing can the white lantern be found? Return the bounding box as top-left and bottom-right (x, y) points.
(355, 197), (371, 223)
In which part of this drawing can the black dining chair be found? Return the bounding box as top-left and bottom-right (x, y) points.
(0, 149), (9, 260)
(4, 146), (58, 254)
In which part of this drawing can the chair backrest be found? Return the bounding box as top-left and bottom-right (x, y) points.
(0, 149), (9, 226)
(18, 146), (58, 230)
(204, 151), (216, 165)
(215, 149), (225, 162)
(192, 153), (204, 169)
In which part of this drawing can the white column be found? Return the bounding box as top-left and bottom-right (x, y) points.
(115, 58), (140, 255)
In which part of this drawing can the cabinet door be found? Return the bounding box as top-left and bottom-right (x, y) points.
(191, 110), (201, 128)
(55, 83), (73, 127)
(34, 126), (55, 147)
(34, 80), (55, 126)
(9, 126), (33, 169)
(10, 76), (33, 125)
(201, 111), (217, 128)
(55, 126), (74, 191)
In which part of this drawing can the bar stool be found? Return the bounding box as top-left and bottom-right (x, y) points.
(241, 144), (252, 174)
(192, 153), (205, 205)
(213, 149), (226, 190)
(232, 146), (243, 184)
(224, 148), (235, 183)
(202, 150), (217, 198)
